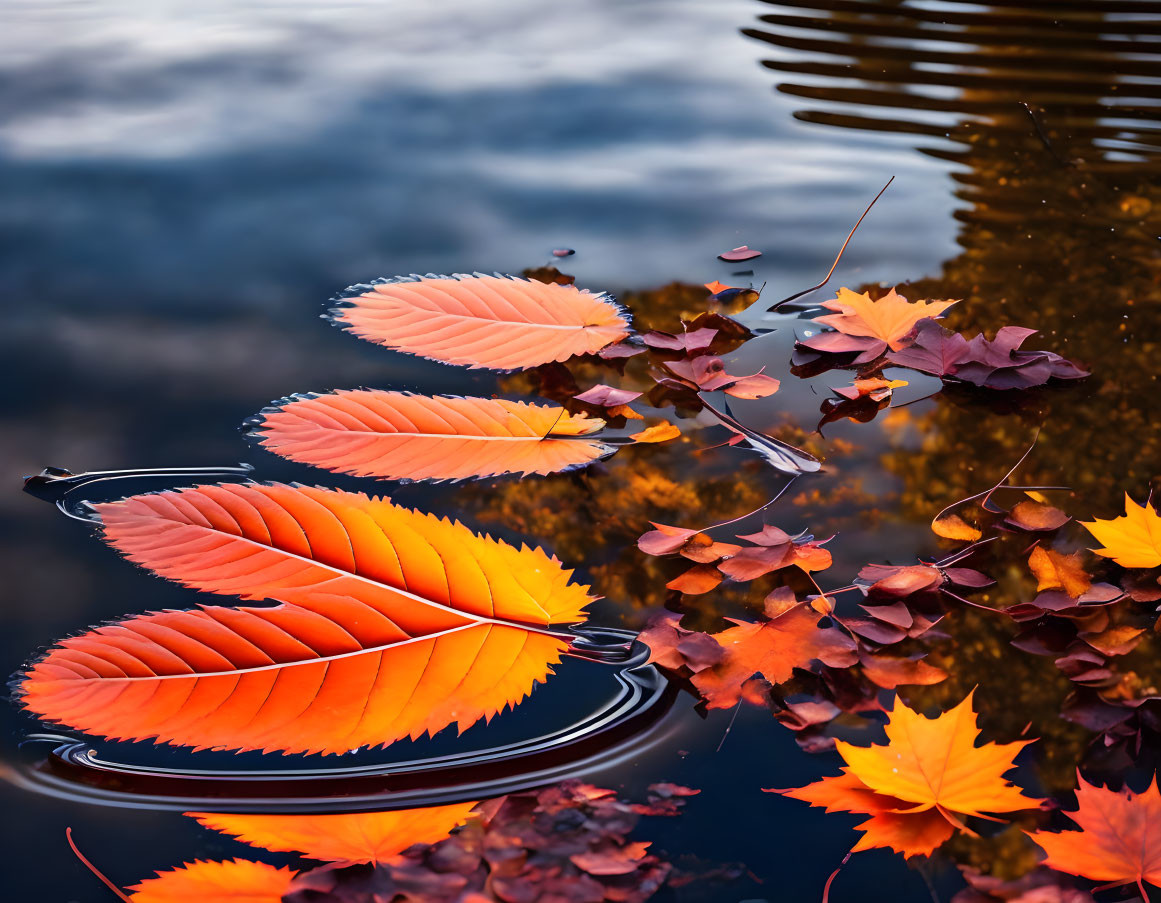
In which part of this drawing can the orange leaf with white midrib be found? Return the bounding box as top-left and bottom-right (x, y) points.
(329, 274), (631, 370)
(250, 390), (613, 482)
(19, 483), (590, 754)
(188, 803), (478, 863)
(95, 483), (589, 629)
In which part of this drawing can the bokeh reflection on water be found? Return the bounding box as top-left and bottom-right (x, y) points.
(2, 0), (1161, 899)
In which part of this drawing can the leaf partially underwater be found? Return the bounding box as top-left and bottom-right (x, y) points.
(249, 390), (613, 482)
(189, 802), (479, 864)
(328, 274), (631, 370)
(129, 860), (296, 903)
(19, 483), (591, 754)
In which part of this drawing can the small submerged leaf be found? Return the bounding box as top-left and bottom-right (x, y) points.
(189, 803), (479, 864)
(631, 422), (681, 443)
(129, 860), (295, 903)
(932, 513), (983, 542)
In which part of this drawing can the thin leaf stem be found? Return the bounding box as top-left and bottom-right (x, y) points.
(768, 176), (894, 312)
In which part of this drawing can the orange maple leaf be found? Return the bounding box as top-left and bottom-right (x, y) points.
(814, 288), (955, 351)
(774, 691), (1040, 858)
(1081, 493), (1161, 569)
(1028, 775), (1161, 899)
(691, 602), (856, 709)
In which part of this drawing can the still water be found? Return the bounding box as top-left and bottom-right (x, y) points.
(2, 1), (1159, 900)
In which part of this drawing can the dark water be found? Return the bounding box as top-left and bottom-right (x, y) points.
(2, 1), (1160, 900)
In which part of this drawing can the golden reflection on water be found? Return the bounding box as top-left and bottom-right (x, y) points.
(450, 1), (1161, 883)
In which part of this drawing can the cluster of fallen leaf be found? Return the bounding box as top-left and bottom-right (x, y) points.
(789, 288), (1088, 433)
(795, 287), (1088, 390)
(25, 264), (1160, 902)
(637, 468), (1161, 895)
(105, 782), (721, 903)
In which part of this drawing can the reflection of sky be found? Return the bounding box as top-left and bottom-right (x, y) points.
(1, 0), (957, 311)
(0, 5), (963, 899)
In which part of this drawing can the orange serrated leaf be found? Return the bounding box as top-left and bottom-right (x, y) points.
(814, 288), (956, 351)
(188, 803), (478, 863)
(128, 860), (296, 903)
(1028, 775), (1161, 896)
(329, 274), (631, 370)
(250, 390), (613, 482)
(19, 483), (590, 754)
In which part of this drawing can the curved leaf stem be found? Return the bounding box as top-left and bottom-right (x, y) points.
(767, 176), (894, 312)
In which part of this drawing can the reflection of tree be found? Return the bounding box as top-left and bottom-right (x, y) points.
(744, 0), (1161, 830)
(748, 0), (1161, 509)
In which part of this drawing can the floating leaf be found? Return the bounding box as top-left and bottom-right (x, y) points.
(249, 391), (612, 482)
(1081, 494), (1161, 569)
(886, 319), (969, 376)
(775, 692), (1039, 858)
(718, 525), (832, 580)
(858, 652), (947, 689)
(665, 564), (723, 595)
(717, 245), (761, 261)
(813, 288), (956, 352)
(663, 355), (779, 399)
(630, 422), (681, 443)
(19, 483), (590, 753)
(888, 319), (1087, 389)
(642, 602), (857, 710)
(643, 328), (719, 354)
(329, 274), (631, 370)
(573, 385), (643, 407)
(952, 327), (1089, 390)
(1028, 775), (1161, 897)
(832, 377), (908, 402)
(129, 860), (295, 903)
(1006, 500), (1070, 532)
(933, 513), (983, 542)
(1028, 547), (1091, 598)
(189, 802), (478, 864)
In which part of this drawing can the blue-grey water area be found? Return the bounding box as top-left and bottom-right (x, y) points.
(2, 1), (1160, 900)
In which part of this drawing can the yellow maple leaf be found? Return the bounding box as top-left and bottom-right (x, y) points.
(1081, 494), (1161, 569)
(837, 691), (1037, 818)
(814, 288), (956, 351)
(778, 692), (1040, 859)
